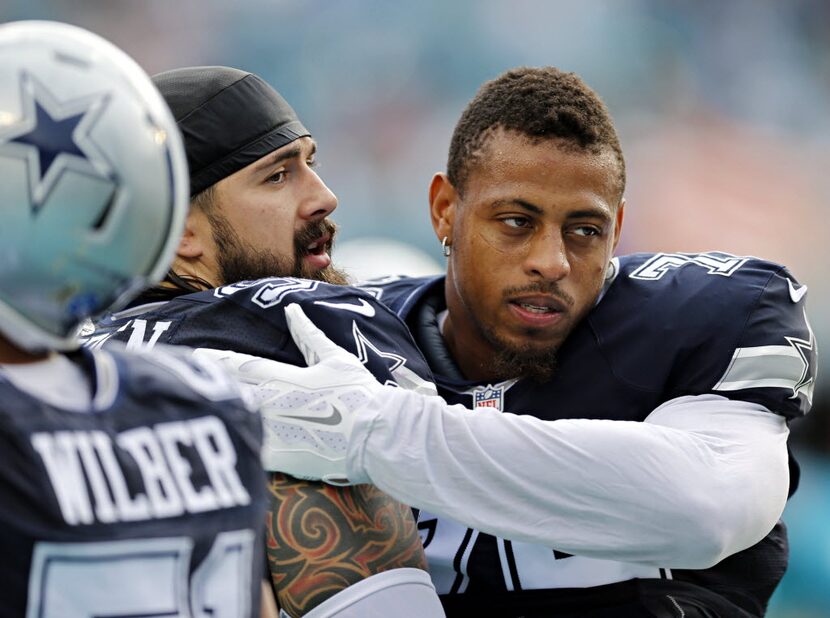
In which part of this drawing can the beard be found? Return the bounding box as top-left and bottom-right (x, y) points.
(208, 213), (349, 286)
(477, 320), (559, 383)
(466, 280), (575, 383)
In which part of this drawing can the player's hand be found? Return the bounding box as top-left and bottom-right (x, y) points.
(192, 304), (381, 484)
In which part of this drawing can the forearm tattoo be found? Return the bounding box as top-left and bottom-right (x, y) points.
(265, 473), (428, 617)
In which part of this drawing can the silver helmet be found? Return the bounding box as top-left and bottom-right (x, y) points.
(0, 21), (188, 351)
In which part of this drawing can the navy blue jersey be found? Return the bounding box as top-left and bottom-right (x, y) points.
(362, 252), (817, 617)
(0, 344), (266, 618)
(88, 277), (434, 394)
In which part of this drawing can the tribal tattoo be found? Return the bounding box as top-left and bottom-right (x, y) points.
(265, 472), (428, 617)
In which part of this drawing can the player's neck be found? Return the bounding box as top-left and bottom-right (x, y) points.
(0, 335), (51, 365)
(441, 294), (503, 382)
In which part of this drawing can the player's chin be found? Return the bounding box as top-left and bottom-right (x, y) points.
(491, 334), (561, 382)
(514, 335), (562, 356)
(489, 321), (557, 350)
(300, 263), (350, 285)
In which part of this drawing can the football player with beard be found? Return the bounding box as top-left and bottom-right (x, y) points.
(212, 67), (817, 617)
(87, 66), (444, 618)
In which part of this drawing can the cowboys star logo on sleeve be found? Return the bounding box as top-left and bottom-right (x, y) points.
(0, 71), (115, 214)
(351, 321), (406, 381)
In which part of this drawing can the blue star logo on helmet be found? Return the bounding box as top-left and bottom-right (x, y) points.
(0, 71), (114, 213)
(0, 20), (188, 353)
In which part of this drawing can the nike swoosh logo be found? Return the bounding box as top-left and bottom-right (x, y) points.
(279, 406), (342, 426)
(313, 298), (376, 317)
(787, 278), (808, 303)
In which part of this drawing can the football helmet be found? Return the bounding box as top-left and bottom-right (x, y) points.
(0, 21), (188, 351)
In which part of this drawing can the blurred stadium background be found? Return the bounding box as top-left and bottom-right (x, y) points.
(3, 1), (828, 615)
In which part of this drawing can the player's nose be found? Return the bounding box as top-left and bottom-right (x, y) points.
(299, 168), (338, 220)
(524, 230), (571, 281)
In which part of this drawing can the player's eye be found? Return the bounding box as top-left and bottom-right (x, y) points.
(501, 216), (532, 229)
(307, 156), (317, 168)
(572, 225), (601, 237)
(266, 170), (286, 184)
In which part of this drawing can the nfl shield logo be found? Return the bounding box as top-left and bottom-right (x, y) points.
(473, 385), (504, 411)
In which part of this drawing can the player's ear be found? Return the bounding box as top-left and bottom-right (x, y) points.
(176, 208), (208, 259)
(611, 198), (625, 253)
(429, 172), (457, 244)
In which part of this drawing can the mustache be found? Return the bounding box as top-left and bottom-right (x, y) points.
(502, 281), (574, 308)
(295, 218), (337, 256)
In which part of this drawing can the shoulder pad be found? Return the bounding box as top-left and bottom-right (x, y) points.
(599, 253), (816, 418)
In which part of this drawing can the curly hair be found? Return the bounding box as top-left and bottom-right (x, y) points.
(447, 67), (625, 199)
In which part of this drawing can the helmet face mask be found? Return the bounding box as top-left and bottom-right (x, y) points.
(0, 21), (188, 352)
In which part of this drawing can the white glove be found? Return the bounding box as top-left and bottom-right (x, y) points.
(192, 303), (382, 484)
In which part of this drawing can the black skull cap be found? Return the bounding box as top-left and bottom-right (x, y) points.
(152, 66), (310, 196)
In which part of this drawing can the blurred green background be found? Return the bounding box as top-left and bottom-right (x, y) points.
(3, 1), (827, 615)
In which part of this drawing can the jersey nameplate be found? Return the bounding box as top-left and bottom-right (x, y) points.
(31, 415), (250, 525)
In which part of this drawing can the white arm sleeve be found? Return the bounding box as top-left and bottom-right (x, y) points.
(347, 393), (790, 569)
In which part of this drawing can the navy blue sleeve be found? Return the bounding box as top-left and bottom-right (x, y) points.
(705, 266), (817, 419)
(595, 254), (817, 421)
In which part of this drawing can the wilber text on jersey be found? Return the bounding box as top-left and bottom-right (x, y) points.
(30, 416), (251, 525)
